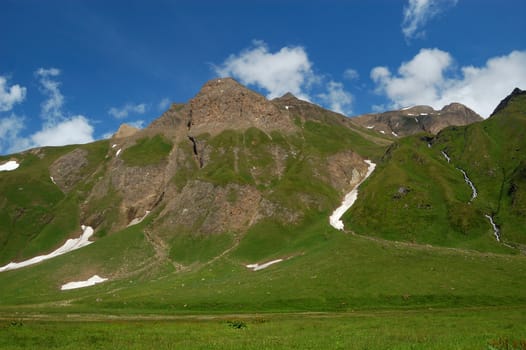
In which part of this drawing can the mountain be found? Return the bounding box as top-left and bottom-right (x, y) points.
(0, 82), (524, 319)
(0, 78), (389, 267)
(347, 88), (526, 252)
(352, 103), (483, 137)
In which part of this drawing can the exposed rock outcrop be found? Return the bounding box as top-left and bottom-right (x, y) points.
(352, 103), (483, 136)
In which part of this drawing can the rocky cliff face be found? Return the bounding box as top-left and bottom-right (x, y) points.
(352, 103), (483, 137)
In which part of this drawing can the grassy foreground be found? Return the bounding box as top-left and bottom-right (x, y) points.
(1, 308), (525, 349)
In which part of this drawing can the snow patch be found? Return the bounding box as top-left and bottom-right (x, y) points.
(391, 131), (398, 137)
(128, 210), (151, 227)
(441, 151), (451, 163)
(285, 105), (289, 110)
(0, 226), (94, 273)
(116, 148), (122, 157)
(112, 144), (117, 149)
(0, 160), (19, 172)
(458, 168), (478, 201)
(407, 113), (416, 116)
(61, 275), (108, 290)
(380, 130), (385, 134)
(484, 215), (501, 242)
(420, 113), (429, 116)
(330, 160), (376, 230)
(246, 259), (283, 271)
(414, 117), (419, 123)
(427, 143), (432, 148)
(366, 125), (375, 129)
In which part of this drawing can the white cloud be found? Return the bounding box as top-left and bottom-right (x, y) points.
(402, 0), (458, 41)
(371, 49), (526, 117)
(0, 68), (97, 155)
(109, 103), (147, 119)
(158, 97), (171, 110)
(127, 120), (145, 129)
(35, 67), (64, 124)
(1, 115), (95, 154)
(0, 76), (26, 112)
(317, 81), (353, 115)
(344, 69), (359, 81)
(30, 115), (94, 147)
(214, 40), (315, 100)
(215, 40), (355, 115)
(0, 114), (26, 153)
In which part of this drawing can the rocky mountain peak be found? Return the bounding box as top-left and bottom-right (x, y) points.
(113, 123), (139, 139)
(181, 78), (297, 136)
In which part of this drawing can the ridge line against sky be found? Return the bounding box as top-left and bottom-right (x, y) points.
(0, 0), (525, 155)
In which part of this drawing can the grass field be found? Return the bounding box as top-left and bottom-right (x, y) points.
(1, 307), (525, 349)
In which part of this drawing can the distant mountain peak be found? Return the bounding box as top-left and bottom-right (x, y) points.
(352, 103), (482, 136)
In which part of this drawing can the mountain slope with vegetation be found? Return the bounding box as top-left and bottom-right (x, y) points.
(346, 88), (526, 252)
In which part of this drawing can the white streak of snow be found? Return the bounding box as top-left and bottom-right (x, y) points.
(484, 214), (501, 242)
(366, 125), (375, 129)
(112, 144), (117, 149)
(414, 117), (419, 123)
(61, 275), (108, 290)
(0, 226), (95, 273)
(330, 160), (376, 230)
(427, 143), (432, 148)
(380, 130), (385, 134)
(285, 105), (289, 110)
(116, 148), (122, 157)
(420, 113), (429, 116)
(127, 210), (151, 227)
(0, 160), (19, 172)
(50, 176), (56, 185)
(392, 131), (398, 137)
(246, 259), (283, 271)
(441, 151), (451, 163)
(458, 168), (478, 201)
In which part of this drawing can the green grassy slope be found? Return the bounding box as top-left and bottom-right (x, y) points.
(0, 141), (109, 265)
(346, 92), (526, 251)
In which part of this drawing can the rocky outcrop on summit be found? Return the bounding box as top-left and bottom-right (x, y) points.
(113, 124), (139, 139)
(148, 78), (297, 136)
(352, 103), (482, 137)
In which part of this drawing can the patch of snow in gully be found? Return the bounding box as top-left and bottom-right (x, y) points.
(246, 259), (283, 271)
(484, 215), (501, 242)
(458, 168), (478, 201)
(0, 160), (19, 172)
(441, 151), (451, 163)
(330, 160), (376, 231)
(116, 148), (122, 157)
(0, 226), (95, 272)
(61, 275), (108, 290)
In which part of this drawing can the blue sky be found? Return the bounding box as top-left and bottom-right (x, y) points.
(1, 0), (525, 154)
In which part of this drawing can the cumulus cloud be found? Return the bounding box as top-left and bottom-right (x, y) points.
(109, 103), (147, 119)
(214, 40), (315, 100)
(158, 97), (171, 111)
(402, 0), (458, 41)
(30, 115), (94, 147)
(35, 67), (64, 124)
(317, 81), (353, 115)
(371, 49), (526, 117)
(344, 69), (359, 81)
(215, 40), (354, 114)
(127, 120), (145, 129)
(0, 68), (96, 154)
(0, 76), (26, 112)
